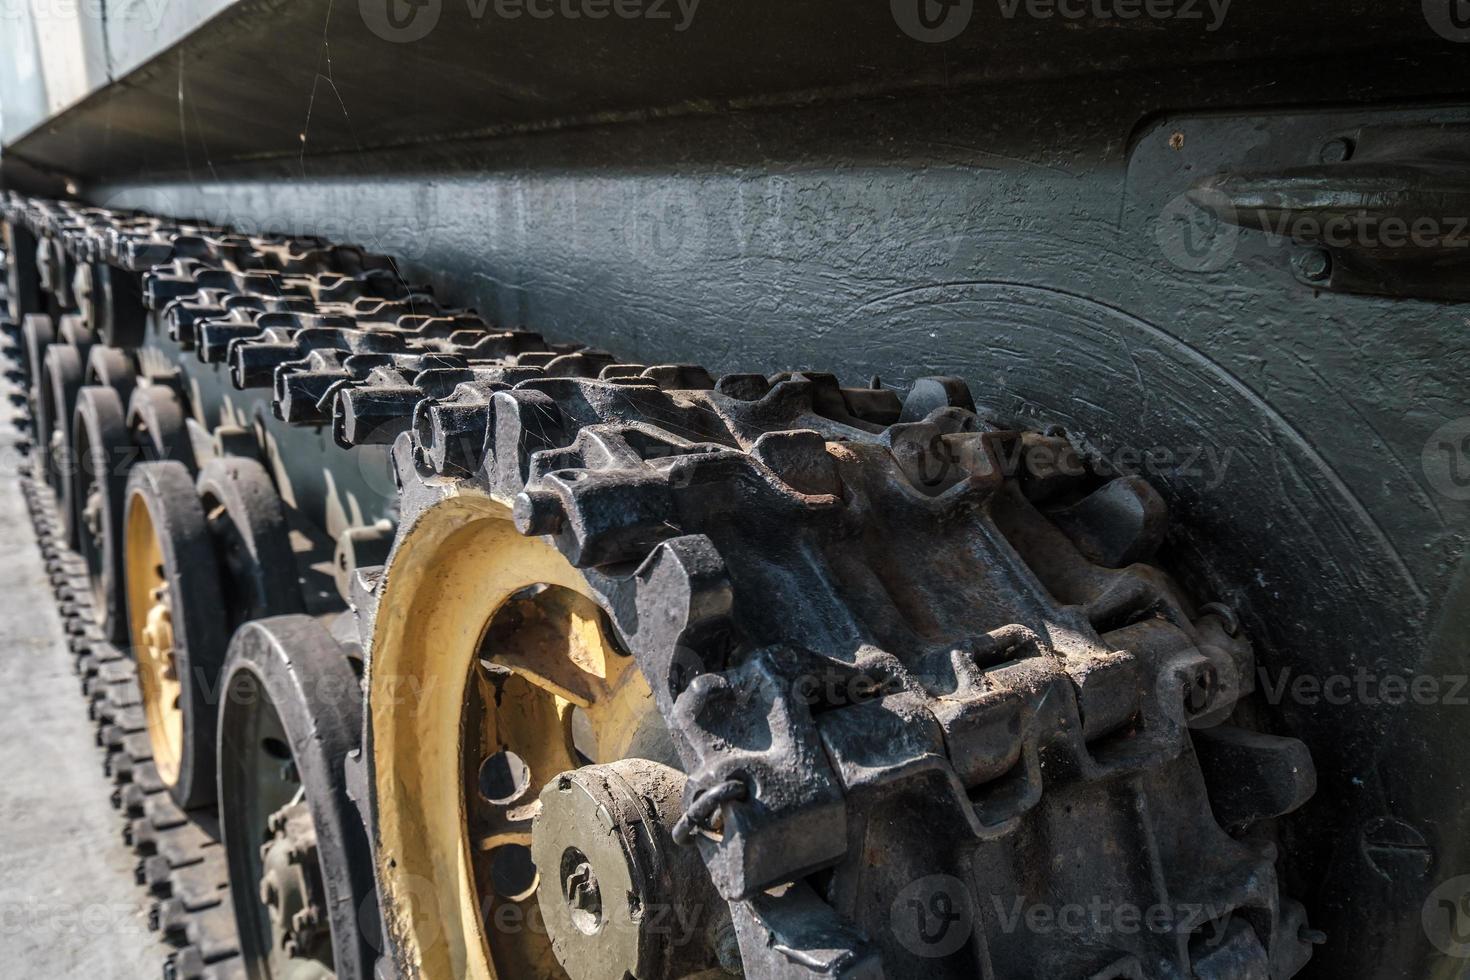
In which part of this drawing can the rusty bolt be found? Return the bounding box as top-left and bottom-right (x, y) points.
(1297, 249), (1332, 283)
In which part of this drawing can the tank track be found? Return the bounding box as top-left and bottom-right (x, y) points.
(3, 191), (1321, 980)
(8, 466), (243, 980)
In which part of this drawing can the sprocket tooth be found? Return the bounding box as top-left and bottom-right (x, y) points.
(542, 349), (618, 377)
(1193, 725), (1317, 828)
(196, 313), (270, 363)
(412, 380), (504, 476)
(899, 375), (977, 422)
(275, 367), (343, 424)
(492, 387), (569, 496)
(750, 429), (841, 497)
(335, 383), (426, 447)
(1045, 474), (1170, 568)
(640, 363), (717, 390)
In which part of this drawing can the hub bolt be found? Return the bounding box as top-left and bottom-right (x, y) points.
(563, 860), (603, 935)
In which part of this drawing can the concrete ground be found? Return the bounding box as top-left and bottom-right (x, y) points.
(0, 369), (166, 975)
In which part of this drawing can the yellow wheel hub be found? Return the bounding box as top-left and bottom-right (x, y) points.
(126, 494), (185, 786)
(370, 492), (660, 980)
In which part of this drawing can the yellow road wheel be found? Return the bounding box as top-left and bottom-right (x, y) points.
(369, 491), (685, 980)
(124, 460), (229, 808)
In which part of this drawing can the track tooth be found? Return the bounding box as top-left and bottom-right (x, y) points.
(130, 816), (156, 852)
(282, 351), (455, 432)
(154, 826), (223, 872)
(195, 307), (277, 362)
(229, 322), (398, 389)
(166, 850), (231, 911)
(147, 264), (292, 311)
(134, 761), (166, 792)
(411, 379), (510, 476)
(160, 292), (232, 348)
(331, 360), (486, 447)
(151, 898), (182, 938)
(142, 853), (174, 892)
(105, 680), (143, 709)
(637, 363), (717, 389)
(144, 793), (191, 831)
(123, 732), (155, 764)
(120, 770), (153, 806)
(75, 650), (99, 680)
(96, 658), (138, 684)
(163, 947), (201, 980)
(335, 380), (434, 447)
(99, 723), (125, 751)
(112, 750), (136, 785)
(178, 904), (242, 963)
(274, 349), (355, 424)
(90, 640), (129, 662)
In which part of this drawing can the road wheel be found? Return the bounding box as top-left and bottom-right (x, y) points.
(43, 342), (86, 537)
(368, 491), (727, 980)
(76, 258), (148, 347)
(129, 383), (197, 469)
(72, 385), (132, 642)
(84, 344), (138, 406)
(218, 615), (376, 980)
(20, 313), (54, 410)
(196, 456), (304, 623)
(125, 460), (229, 809)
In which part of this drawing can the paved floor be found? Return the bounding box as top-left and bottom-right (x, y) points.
(0, 370), (165, 975)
